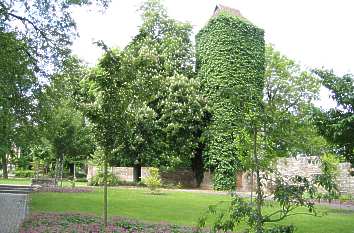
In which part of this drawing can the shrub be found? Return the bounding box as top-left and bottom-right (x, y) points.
(142, 168), (161, 193)
(339, 194), (353, 204)
(88, 172), (120, 186)
(265, 225), (295, 233)
(75, 178), (88, 183)
(14, 169), (35, 178)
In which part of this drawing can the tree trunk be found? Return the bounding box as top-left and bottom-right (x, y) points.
(54, 158), (59, 186)
(133, 163), (142, 183)
(192, 141), (205, 187)
(103, 151), (108, 227)
(253, 126), (264, 233)
(60, 155), (64, 188)
(1, 153), (8, 179)
(72, 163), (76, 188)
(69, 163), (75, 175)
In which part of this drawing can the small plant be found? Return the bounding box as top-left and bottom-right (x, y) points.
(339, 194), (352, 205)
(14, 169), (35, 178)
(314, 153), (340, 202)
(143, 167), (162, 193)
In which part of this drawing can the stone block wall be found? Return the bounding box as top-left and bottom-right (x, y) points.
(88, 165), (197, 188)
(111, 167), (134, 182)
(87, 165), (134, 182)
(87, 157), (354, 194)
(337, 163), (354, 195)
(267, 156), (354, 195)
(160, 169), (197, 188)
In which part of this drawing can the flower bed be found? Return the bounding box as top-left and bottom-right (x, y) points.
(19, 213), (206, 233)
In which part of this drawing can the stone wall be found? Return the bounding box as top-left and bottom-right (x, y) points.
(87, 157), (354, 194)
(265, 156), (354, 195)
(141, 167), (197, 187)
(336, 163), (354, 195)
(87, 166), (134, 182)
(88, 165), (198, 188)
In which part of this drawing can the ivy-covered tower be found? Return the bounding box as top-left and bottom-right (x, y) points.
(196, 5), (265, 190)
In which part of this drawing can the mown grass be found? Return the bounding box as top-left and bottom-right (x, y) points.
(29, 187), (354, 233)
(0, 177), (87, 187)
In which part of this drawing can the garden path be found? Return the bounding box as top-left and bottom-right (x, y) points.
(0, 193), (28, 233)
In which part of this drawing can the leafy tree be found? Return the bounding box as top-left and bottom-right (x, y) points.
(1, 0), (109, 177)
(116, 0), (205, 181)
(264, 45), (324, 157)
(312, 69), (354, 164)
(198, 104), (326, 233)
(0, 31), (37, 178)
(34, 57), (94, 181)
(0, 0), (109, 74)
(79, 48), (134, 226)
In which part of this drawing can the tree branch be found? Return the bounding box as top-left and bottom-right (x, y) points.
(7, 12), (49, 41)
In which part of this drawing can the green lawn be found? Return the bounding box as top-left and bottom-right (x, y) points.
(0, 178), (87, 187)
(29, 187), (354, 233)
(0, 178), (31, 185)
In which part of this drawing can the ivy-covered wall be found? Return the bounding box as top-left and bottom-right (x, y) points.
(196, 11), (265, 190)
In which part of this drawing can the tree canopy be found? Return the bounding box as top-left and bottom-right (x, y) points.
(313, 69), (354, 164)
(0, 0), (109, 74)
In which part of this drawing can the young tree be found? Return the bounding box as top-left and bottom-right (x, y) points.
(79, 48), (134, 226)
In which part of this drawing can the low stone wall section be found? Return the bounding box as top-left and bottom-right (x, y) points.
(87, 156), (354, 194)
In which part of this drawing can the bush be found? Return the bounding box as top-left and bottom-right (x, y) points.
(14, 169), (35, 178)
(265, 225), (295, 233)
(88, 172), (120, 186)
(142, 168), (161, 193)
(75, 178), (88, 183)
(339, 194), (353, 203)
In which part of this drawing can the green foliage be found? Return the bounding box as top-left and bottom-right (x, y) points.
(199, 175), (319, 233)
(0, 0), (110, 74)
(143, 167), (162, 193)
(312, 69), (354, 164)
(339, 194), (353, 203)
(14, 169), (35, 178)
(196, 11), (265, 190)
(265, 225), (295, 233)
(88, 171), (120, 186)
(314, 153), (339, 200)
(0, 30), (37, 178)
(265, 45), (323, 157)
(110, 0), (205, 170)
(36, 57), (94, 171)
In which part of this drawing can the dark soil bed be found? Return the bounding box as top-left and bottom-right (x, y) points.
(19, 212), (208, 233)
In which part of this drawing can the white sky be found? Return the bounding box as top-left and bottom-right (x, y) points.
(71, 0), (354, 109)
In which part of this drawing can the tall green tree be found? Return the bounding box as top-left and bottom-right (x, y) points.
(117, 0), (205, 180)
(37, 57), (94, 179)
(313, 69), (354, 164)
(0, 31), (37, 178)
